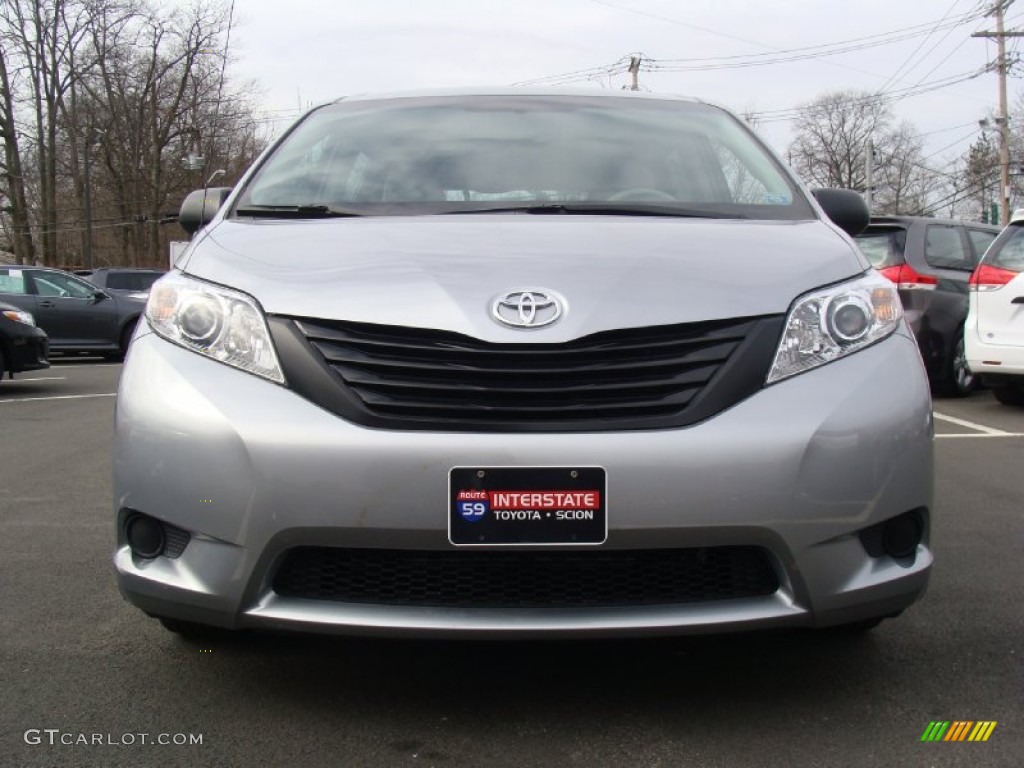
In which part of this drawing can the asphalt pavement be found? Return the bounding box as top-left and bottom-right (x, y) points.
(0, 360), (1021, 767)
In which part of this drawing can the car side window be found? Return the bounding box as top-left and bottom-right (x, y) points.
(0, 268), (29, 295)
(924, 224), (970, 270)
(31, 271), (98, 299)
(966, 228), (997, 264)
(106, 273), (134, 290)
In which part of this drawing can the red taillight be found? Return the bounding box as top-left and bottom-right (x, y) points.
(878, 266), (902, 283)
(969, 263), (1020, 291)
(877, 264), (937, 290)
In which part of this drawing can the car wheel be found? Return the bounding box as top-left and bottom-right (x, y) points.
(992, 384), (1024, 406)
(933, 332), (976, 398)
(0, 345), (6, 385)
(120, 319), (138, 355)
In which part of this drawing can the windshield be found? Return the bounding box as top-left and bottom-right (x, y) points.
(235, 95), (813, 219)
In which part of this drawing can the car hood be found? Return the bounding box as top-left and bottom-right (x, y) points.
(184, 215), (867, 342)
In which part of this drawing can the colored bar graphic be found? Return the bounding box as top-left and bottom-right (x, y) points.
(921, 721), (996, 743)
(968, 722), (998, 742)
(945, 721), (973, 741)
(921, 721), (950, 742)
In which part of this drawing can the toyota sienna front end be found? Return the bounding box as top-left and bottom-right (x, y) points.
(113, 90), (932, 639)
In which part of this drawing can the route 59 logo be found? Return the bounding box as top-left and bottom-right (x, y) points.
(456, 490), (489, 522)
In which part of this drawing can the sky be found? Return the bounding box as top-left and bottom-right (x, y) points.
(225, 0), (1021, 167)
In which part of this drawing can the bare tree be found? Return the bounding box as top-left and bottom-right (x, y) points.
(1, 0), (93, 265)
(0, 0), (267, 268)
(872, 121), (943, 216)
(788, 90), (947, 216)
(81, 0), (266, 266)
(788, 90), (888, 191)
(0, 40), (35, 263)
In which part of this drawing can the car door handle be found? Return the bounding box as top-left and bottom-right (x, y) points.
(1012, 297), (1024, 304)
(38, 300), (55, 308)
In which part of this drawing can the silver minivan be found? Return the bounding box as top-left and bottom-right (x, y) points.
(113, 90), (933, 639)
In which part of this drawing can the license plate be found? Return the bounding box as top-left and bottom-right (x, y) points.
(449, 466), (607, 546)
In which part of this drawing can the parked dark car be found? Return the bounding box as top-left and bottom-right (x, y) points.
(76, 267), (165, 295)
(855, 215), (999, 396)
(0, 299), (49, 384)
(0, 266), (145, 358)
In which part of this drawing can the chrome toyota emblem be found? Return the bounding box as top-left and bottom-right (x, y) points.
(491, 289), (566, 329)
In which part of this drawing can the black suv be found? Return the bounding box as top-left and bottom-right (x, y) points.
(0, 266), (145, 357)
(76, 267), (165, 295)
(855, 216), (999, 396)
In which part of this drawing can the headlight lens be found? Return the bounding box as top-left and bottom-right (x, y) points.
(145, 272), (284, 383)
(767, 271), (902, 384)
(1, 309), (35, 326)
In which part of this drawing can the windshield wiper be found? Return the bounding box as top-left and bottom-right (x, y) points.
(437, 203), (746, 219)
(234, 204), (363, 218)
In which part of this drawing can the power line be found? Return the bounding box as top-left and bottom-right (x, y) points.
(921, 120), (984, 136)
(922, 128), (985, 160)
(898, 31), (975, 99)
(750, 68), (988, 124)
(589, 0), (984, 63)
(578, 1), (993, 111)
(512, 56), (631, 86)
(922, 173), (1000, 215)
(646, 19), (983, 71)
(875, 0), (964, 94)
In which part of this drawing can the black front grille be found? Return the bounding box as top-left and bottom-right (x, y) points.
(269, 314), (783, 432)
(272, 547), (780, 608)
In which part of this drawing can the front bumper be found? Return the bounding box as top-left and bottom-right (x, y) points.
(114, 326), (933, 637)
(2, 323), (49, 376)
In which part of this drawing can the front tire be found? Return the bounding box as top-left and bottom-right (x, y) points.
(103, 320), (138, 362)
(993, 383), (1024, 406)
(120, 319), (138, 356)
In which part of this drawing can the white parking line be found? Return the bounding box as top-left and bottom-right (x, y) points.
(9, 376), (67, 382)
(936, 432), (1024, 439)
(932, 412), (1013, 436)
(49, 362), (121, 368)
(0, 393), (116, 404)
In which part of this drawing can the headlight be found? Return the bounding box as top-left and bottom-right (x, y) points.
(146, 272), (284, 383)
(1, 309), (35, 326)
(767, 271), (902, 384)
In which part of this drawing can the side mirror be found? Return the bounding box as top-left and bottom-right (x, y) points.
(178, 187), (232, 236)
(811, 188), (870, 237)
(92, 290), (110, 303)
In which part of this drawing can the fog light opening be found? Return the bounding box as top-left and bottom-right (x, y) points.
(126, 514), (166, 559)
(882, 513), (923, 559)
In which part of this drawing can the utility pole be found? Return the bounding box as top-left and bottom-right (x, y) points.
(82, 128), (104, 270)
(973, 1), (1024, 224)
(865, 137), (874, 214)
(83, 133), (93, 270)
(628, 55), (641, 91)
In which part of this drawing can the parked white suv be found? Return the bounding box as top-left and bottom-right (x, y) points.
(965, 209), (1024, 405)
